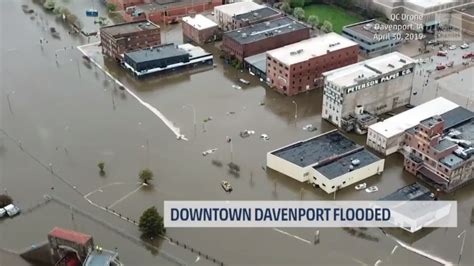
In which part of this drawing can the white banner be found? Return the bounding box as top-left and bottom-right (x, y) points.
(164, 201), (457, 231)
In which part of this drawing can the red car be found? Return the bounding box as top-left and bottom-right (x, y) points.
(436, 64), (446, 70)
(437, 51), (448, 56)
(462, 52), (473, 59)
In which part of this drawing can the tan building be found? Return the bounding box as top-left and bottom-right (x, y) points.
(182, 14), (219, 44)
(100, 20), (161, 61)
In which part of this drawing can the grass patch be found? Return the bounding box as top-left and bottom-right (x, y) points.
(303, 4), (363, 33)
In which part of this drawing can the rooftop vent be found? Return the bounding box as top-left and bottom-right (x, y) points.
(388, 63), (395, 68)
(242, 33), (247, 38)
(399, 58), (406, 63)
(253, 12), (259, 17)
(351, 159), (360, 166)
(265, 21), (270, 27)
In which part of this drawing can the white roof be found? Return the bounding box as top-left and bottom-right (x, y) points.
(369, 97), (458, 138)
(266, 33), (358, 66)
(182, 14), (217, 30)
(407, 0), (456, 9)
(177, 43), (209, 58)
(323, 52), (416, 88)
(214, 1), (262, 16)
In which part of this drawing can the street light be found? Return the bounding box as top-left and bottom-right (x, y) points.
(292, 100), (298, 120)
(457, 230), (466, 264)
(183, 105), (197, 136)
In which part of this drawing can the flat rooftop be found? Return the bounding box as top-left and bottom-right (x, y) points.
(214, 1), (262, 16)
(380, 183), (433, 201)
(323, 52), (415, 88)
(314, 149), (381, 180)
(224, 17), (308, 45)
(138, 0), (211, 12)
(178, 43), (211, 58)
(100, 20), (159, 36)
(407, 0), (458, 9)
(370, 97), (458, 138)
(244, 52), (267, 73)
(343, 19), (398, 42)
(234, 7), (280, 21)
(125, 44), (188, 64)
(267, 33), (357, 66)
(270, 130), (359, 167)
(182, 14), (217, 30)
(441, 106), (474, 130)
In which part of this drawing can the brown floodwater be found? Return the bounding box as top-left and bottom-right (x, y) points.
(1, 0), (473, 265)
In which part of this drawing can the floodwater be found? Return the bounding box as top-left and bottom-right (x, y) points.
(1, 0), (473, 265)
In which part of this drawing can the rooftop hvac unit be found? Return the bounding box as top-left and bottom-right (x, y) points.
(297, 49), (304, 54)
(290, 51), (297, 55)
(265, 21), (270, 26)
(388, 63), (395, 68)
(351, 159), (360, 166)
(399, 59), (406, 63)
(242, 33), (247, 38)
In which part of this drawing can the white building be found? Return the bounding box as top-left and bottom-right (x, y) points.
(267, 130), (385, 194)
(214, 1), (262, 30)
(367, 97), (458, 155)
(322, 52), (416, 133)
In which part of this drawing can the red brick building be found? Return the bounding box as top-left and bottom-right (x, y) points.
(107, 0), (145, 10)
(182, 14), (219, 44)
(100, 20), (161, 61)
(266, 33), (359, 96)
(48, 227), (94, 265)
(116, 0), (222, 24)
(222, 17), (310, 63)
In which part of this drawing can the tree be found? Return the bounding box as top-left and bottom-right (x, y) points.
(0, 194), (12, 208)
(290, 0), (305, 8)
(321, 20), (333, 33)
(139, 168), (154, 184)
(280, 1), (292, 14)
(106, 3), (117, 13)
(43, 0), (56, 10)
(139, 206), (165, 237)
(98, 161), (105, 174)
(293, 7), (305, 21)
(307, 15), (319, 29)
(52, 5), (64, 17)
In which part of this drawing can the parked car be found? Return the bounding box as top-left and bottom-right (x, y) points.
(436, 64), (446, 70)
(202, 148), (218, 156)
(221, 180), (232, 192)
(446, 61), (454, 67)
(365, 186), (379, 193)
(355, 183), (367, 190)
(427, 39), (438, 45)
(437, 50), (448, 56)
(240, 130), (255, 138)
(260, 134), (270, 141)
(3, 204), (20, 217)
(239, 78), (250, 85)
(460, 43), (469, 49)
(448, 45), (457, 50)
(462, 52), (473, 59)
(302, 124), (317, 132)
(0, 208), (6, 218)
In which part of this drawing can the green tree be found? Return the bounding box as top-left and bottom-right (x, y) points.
(290, 0), (305, 8)
(293, 7), (305, 21)
(0, 194), (13, 208)
(98, 161), (105, 173)
(139, 168), (154, 184)
(139, 206), (166, 237)
(106, 3), (117, 12)
(321, 20), (333, 32)
(280, 1), (292, 14)
(52, 5), (64, 17)
(43, 0), (56, 10)
(307, 15), (319, 28)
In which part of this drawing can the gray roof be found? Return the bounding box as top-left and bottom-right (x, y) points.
(100, 20), (159, 37)
(380, 183), (433, 201)
(234, 7), (280, 21)
(314, 149), (381, 180)
(440, 154), (465, 168)
(441, 106), (474, 130)
(343, 19), (396, 42)
(271, 131), (359, 167)
(244, 52), (267, 73)
(433, 139), (456, 152)
(124, 44), (188, 64)
(224, 17), (308, 45)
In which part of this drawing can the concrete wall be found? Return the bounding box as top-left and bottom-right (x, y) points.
(266, 153), (310, 183)
(311, 159), (385, 194)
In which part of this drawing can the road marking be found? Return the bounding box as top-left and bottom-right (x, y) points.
(108, 184), (144, 208)
(272, 228), (312, 244)
(77, 43), (187, 141)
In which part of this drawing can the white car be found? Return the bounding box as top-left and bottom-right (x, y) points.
(460, 43), (469, 49)
(221, 180), (233, 192)
(302, 124), (317, 132)
(3, 204), (20, 217)
(448, 45), (457, 50)
(0, 208), (6, 218)
(365, 186), (379, 193)
(355, 183), (367, 190)
(260, 134), (270, 141)
(202, 148), (218, 156)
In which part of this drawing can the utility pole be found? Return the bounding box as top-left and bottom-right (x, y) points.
(457, 230), (466, 265)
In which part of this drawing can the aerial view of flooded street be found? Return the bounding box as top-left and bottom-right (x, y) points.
(1, 0), (473, 265)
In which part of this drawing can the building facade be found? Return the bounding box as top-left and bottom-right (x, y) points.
(266, 33), (358, 96)
(222, 17), (310, 63)
(232, 7), (282, 30)
(342, 19), (402, 56)
(401, 107), (474, 192)
(266, 130), (384, 194)
(367, 97), (459, 156)
(100, 20), (161, 61)
(182, 14), (219, 44)
(322, 52), (415, 133)
(48, 227), (94, 265)
(214, 1), (263, 30)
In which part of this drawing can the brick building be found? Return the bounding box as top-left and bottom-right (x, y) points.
(401, 107), (474, 192)
(107, 0), (145, 10)
(48, 227), (94, 265)
(266, 33), (359, 96)
(119, 0), (222, 24)
(100, 20), (161, 61)
(222, 17), (310, 63)
(182, 14), (219, 44)
(214, 1), (263, 30)
(232, 6), (282, 30)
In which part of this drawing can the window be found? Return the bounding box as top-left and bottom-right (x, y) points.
(322, 183), (326, 187)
